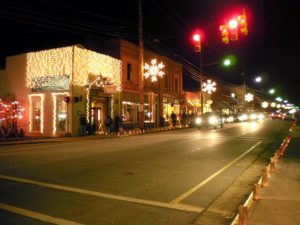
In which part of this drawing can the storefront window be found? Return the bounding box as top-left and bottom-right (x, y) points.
(32, 100), (41, 131)
(122, 101), (138, 123)
(57, 98), (67, 133)
(29, 94), (44, 133)
(163, 103), (180, 121)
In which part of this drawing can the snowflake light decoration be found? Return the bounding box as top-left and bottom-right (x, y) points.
(261, 101), (269, 108)
(202, 79), (217, 94)
(245, 93), (254, 102)
(144, 59), (165, 82)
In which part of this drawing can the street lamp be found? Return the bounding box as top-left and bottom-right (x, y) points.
(255, 76), (262, 83)
(269, 89), (275, 94)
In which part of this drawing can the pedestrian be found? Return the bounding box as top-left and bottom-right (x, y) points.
(79, 115), (87, 136)
(171, 111), (177, 128)
(105, 115), (113, 135)
(181, 111), (187, 127)
(114, 114), (121, 136)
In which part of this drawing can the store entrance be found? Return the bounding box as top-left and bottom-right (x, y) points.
(91, 102), (105, 134)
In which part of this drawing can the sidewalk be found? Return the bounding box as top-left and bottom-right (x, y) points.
(249, 125), (300, 225)
(0, 126), (189, 145)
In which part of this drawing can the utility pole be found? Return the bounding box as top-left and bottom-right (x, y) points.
(138, 0), (144, 130)
(199, 52), (204, 115)
(241, 71), (246, 112)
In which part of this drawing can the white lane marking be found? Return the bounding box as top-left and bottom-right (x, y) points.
(0, 175), (204, 213)
(0, 203), (83, 225)
(170, 141), (262, 204)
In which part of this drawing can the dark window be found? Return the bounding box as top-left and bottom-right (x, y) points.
(175, 78), (178, 92)
(127, 63), (132, 81)
(164, 75), (169, 89)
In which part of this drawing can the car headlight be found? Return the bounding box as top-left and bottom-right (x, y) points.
(226, 116), (234, 123)
(238, 114), (248, 121)
(258, 114), (264, 120)
(250, 113), (257, 120)
(209, 116), (217, 124)
(195, 117), (202, 125)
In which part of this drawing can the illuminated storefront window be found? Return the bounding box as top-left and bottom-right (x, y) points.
(29, 94), (44, 133)
(57, 98), (68, 133)
(52, 93), (68, 135)
(122, 101), (138, 123)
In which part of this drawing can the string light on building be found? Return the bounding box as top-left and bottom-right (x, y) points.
(202, 79), (217, 94)
(26, 46), (121, 89)
(144, 59), (165, 82)
(261, 101), (269, 108)
(245, 93), (254, 102)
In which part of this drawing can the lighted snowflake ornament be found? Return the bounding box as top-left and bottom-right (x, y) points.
(245, 93), (254, 102)
(144, 59), (165, 82)
(202, 79), (217, 94)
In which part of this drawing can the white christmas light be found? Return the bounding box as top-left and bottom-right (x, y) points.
(202, 79), (217, 94)
(144, 59), (165, 82)
(245, 93), (254, 102)
(26, 46), (121, 89)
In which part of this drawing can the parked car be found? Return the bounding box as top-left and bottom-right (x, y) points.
(282, 113), (295, 120)
(271, 112), (284, 120)
(195, 112), (224, 129)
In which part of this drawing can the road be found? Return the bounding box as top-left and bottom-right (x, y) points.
(0, 120), (292, 225)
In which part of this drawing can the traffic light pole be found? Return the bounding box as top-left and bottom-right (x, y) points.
(199, 51), (204, 116)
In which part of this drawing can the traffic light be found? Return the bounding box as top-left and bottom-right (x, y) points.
(238, 9), (248, 36)
(192, 30), (201, 52)
(228, 18), (239, 41)
(219, 24), (229, 44)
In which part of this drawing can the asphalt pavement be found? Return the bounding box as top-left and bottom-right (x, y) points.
(0, 120), (295, 225)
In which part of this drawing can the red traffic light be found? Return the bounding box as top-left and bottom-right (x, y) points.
(228, 19), (238, 29)
(191, 30), (202, 52)
(193, 33), (201, 43)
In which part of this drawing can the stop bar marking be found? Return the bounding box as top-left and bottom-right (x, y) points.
(170, 141), (262, 204)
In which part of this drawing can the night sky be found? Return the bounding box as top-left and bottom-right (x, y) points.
(1, 0), (299, 105)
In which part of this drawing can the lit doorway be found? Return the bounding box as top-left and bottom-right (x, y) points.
(91, 102), (105, 134)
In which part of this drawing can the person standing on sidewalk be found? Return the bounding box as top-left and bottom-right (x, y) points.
(171, 111), (177, 128)
(114, 115), (121, 136)
(105, 115), (113, 135)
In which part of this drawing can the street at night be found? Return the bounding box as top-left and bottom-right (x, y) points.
(1, 1), (300, 224)
(0, 120), (293, 225)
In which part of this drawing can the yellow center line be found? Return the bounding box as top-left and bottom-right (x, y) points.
(0, 203), (84, 225)
(0, 174), (204, 214)
(170, 141), (262, 204)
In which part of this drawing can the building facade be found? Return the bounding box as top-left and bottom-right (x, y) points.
(1, 41), (183, 137)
